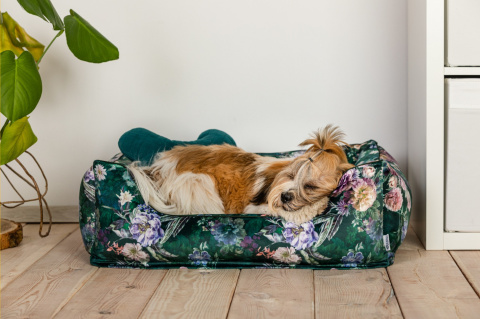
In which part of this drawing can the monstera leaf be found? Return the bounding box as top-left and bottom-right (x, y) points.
(0, 12), (45, 61)
(0, 116), (38, 165)
(1, 50), (43, 122)
(17, 0), (64, 31)
(64, 10), (119, 63)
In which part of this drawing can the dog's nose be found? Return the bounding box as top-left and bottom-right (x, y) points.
(281, 192), (293, 203)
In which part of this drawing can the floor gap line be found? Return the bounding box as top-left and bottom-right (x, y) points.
(136, 269), (171, 319)
(225, 269), (242, 319)
(386, 267), (406, 318)
(448, 251), (480, 300)
(312, 270), (316, 319)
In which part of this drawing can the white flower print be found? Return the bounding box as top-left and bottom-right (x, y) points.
(94, 164), (107, 181)
(117, 189), (134, 206)
(362, 166), (375, 178)
(122, 243), (150, 265)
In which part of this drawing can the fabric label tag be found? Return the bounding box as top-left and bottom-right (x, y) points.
(383, 234), (391, 251)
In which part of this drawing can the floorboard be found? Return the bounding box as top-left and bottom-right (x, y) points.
(54, 268), (167, 319)
(2, 206), (79, 222)
(228, 269), (314, 319)
(450, 251), (480, 298)
(1, 224), (78, 289)
(387, 228), (480, 319)
(314, 268), (402, 319)
(2, 222), (480, 319)
(1, 230), (97, 318)
(139, 269), (240, 319)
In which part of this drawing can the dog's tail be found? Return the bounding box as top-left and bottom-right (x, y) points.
(127, 162), (178, 214)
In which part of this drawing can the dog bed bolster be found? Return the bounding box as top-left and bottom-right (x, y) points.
(79, 140), (411, 269)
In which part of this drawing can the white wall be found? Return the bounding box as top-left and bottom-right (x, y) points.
(2, 0), (407, 206)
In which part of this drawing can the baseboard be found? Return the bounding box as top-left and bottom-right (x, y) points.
(1, 206), (78, 223)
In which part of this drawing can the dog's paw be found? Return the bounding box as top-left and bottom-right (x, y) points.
(274, 197), (329, 225)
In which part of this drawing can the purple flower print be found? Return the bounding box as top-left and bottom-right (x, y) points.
(341, 251), (364, 267)
(240, 236), (259, 252)
(136, 204), (157, 215)
(363, 217), (382, 241)
(97, 229), (111, 246)
(335, 198), (350, 216)
(401, 219), (408, 242)
(129, 211), (164, 247)
(84, 168), (95, 183)
(332, 169), (359, 197)
(189, 249), (211, 266)
(81, 222), (95, 243)
(283, 221), (319, 250)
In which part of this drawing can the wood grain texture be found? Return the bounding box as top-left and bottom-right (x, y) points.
(228, 269), (314, 319)
(54, 268), (167, 318)
(0, 219), (23, 250)
(1, 229), (97, 318)
(140, 269), (240, 319)
(387, 228), (480, 318)
(314, 268), (402, 319)
(450, 251), (480, 298)
(1, 223), (78, 289)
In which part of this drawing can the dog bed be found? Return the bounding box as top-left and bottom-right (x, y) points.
(79, 140), (411, 269)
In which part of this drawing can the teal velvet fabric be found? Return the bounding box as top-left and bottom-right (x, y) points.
(79, 141), (411, 269)
(118, 128), (236, 165)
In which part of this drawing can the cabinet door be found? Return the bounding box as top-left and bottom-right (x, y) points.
(445, 79), (480, 232)
(446, 0), (480, 66)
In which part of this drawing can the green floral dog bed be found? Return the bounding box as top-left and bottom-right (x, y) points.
(79, 140), (411, 269)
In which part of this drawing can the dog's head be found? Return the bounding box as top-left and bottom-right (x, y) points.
(267, 125), (354, 215)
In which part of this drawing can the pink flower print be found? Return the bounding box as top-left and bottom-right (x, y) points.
(272, 247), (301, 264)
(349, 178), (377, 212)
(385, 188), (403, 212)
(363, 166), (375, 178)
(388, 176), (397, 188)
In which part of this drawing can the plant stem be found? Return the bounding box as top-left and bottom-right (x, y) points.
(0, 119), (11, 139)
(36, 29), (64, 65)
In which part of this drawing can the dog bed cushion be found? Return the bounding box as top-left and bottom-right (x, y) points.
(79, 140), (411, 269)
(118, 128), (237, 166)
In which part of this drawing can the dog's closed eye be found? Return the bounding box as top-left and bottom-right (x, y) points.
(304, 184), (318, 191)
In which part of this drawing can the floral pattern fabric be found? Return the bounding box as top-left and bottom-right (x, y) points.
(79, 140), (411, 269)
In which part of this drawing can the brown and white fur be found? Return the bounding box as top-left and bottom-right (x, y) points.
(128, 125), (353, 224)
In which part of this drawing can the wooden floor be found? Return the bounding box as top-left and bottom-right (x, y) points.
(2, 224), (480, 319)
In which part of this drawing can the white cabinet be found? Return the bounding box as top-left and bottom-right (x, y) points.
(446, 0), (480, 66)
(445, 79), (480, 232)
(408, 0), (480, 249)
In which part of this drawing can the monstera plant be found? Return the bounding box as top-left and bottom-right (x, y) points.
(0, 0), (119, 238)
(1, 1), (118, 164)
